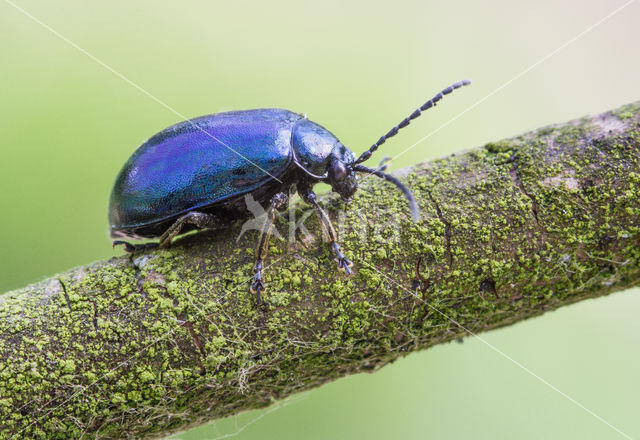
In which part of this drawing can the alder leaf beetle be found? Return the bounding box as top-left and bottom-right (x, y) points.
(109, 80), (471, 303)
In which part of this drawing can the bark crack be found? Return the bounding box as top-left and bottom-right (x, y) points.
(182, 321), (207, 375)
(426, 190), (453, 267)
(58, 279), (72, 312)
(509, 160), (541, 227)
(91, 301), (99, 332)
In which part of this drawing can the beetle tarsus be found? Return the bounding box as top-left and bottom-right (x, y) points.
(251, 281), (265, 304)
(331, 242), (353, 274)
(251, 259), (266, 304)
(336, 257), (353, 274)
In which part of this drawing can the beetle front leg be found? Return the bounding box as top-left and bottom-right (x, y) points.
(298, 188), (352, 275)
(251, 192), (288, 304)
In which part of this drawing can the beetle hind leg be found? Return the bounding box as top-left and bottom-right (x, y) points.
(157, 211), (220, 248)
(113, 240), (159, 253)
(251, 192), (288, 304)
(113, 211), (220, 253)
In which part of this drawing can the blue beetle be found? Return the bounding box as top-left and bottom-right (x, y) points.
(110, 80), (470, 302)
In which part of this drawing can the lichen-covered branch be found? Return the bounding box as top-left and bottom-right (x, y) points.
(1, 103), (640, 439)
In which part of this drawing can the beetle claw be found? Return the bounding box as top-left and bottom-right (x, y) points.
(330, 242), (353, 275)
(336, 256), (353, 275)
(250, 280), (265, 304)
(250, 281), (264, 294)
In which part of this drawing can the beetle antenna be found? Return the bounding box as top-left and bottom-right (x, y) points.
(353, 164), (420, 221)
(355, 79), (471, 164)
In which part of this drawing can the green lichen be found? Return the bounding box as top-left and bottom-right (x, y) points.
(612, 102), (640, 121)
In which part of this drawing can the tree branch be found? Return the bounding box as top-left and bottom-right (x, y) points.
(2, 103), (639, 439)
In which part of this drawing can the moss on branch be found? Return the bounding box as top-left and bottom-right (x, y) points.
(1, 103), (640, 439)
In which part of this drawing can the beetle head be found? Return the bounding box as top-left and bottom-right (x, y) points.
(324, 143), (357, 201)
(327, 156), (358, 202)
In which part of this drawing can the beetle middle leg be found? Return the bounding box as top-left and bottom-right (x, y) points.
(251, 191), (289, 303)
(298, 187), (353, 274)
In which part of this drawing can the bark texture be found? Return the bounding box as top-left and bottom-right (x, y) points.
(1, 103), (639, 439)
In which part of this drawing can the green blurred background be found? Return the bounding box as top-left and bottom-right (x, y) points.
(1, 0), (639, 438)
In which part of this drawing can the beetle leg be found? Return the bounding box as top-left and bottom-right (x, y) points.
(251, 192), (288, 304)
(299, 188), (353, 275)
(112, 241), (159, 252)
(157, 211), (220, 248)
(113, 211), (220, 252)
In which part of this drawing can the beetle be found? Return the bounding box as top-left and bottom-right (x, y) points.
(109, 80), (470, 303)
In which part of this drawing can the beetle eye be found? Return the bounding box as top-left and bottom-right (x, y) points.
(330, 161), (348, 181)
